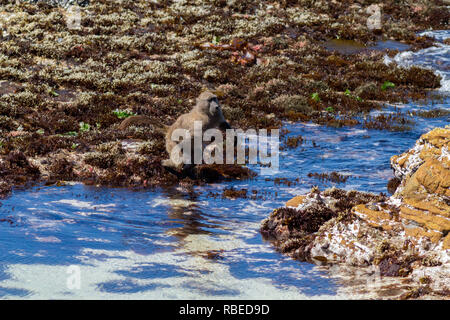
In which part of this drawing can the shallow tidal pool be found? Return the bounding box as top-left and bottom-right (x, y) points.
(0, 31), (449, 299)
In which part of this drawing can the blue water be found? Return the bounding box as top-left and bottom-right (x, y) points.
(0, 32), (449, 299)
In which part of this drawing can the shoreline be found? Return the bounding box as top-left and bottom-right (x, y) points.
(0, 0), (448, 191)
(0, 0), (449, 300)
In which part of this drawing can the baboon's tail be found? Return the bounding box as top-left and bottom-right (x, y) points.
(118, 115), (168, 134)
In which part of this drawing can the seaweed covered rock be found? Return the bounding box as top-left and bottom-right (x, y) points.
(391, 127), (449, 180)
(261, 187), (387, 262)
(355, 127), (450, 249)
(355, 82), (378, 100)
(0, 0), (446, 191)
(0, 180), (12, 198)
(0, 150), (40, 198)
(0, 151), (40, 184)
(262, 187), (449, 298)
(261, 127), (450, 298)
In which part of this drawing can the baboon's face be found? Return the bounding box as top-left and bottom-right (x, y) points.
(195, 91), (231, 130)
(196, 92), (223, 118)
(207, 95), (221, 116)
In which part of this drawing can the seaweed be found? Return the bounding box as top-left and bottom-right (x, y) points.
(307, 171), (350, 184)
(0, 0), (445, 190)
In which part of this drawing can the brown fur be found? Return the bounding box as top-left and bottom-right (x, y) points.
(118, 115), (166, 131)
(164, 91), (231, 168)
(119, 91), (231, 170)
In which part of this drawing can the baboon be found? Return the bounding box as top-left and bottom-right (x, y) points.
(119, 91), (231, 171)
(163, 91), (231, 168)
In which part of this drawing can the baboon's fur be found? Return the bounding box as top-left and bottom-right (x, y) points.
(119, 91), (231, 170)
(118, 115), (167, 132)
(164, 91), (231, 168)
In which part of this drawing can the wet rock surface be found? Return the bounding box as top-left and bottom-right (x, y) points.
(378, 127), (449, 248)
(261, 127), (450, 299)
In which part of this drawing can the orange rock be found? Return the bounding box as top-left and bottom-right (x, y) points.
(353, 204), (392, 222)
(352, 204), (395, 231)
(443, 234), (450, 250)
(414, 159), (449, 195)
(391, 127), (450, 174)
(392, 153), (407, 167)
(399, 157), (450, 219)
(421, 127), (450, 149)
(404, 197), (450, 219)
(404, 227), (442, 243)
(286, 195), (305, 208)
(400, 206), (450, 233)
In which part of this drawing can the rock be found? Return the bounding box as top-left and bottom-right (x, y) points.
(350, 128), (450, 247)
(354, 82), (378, 100)
(273, 95), (313, 114)
(286, 195), (305, 208)
(0, 180), (12, 198)
(355, 127), (450, 247)
(261, 127), (450, 298)
(261, 187), (386, 264)
(444, 234), (450, 250)
(391, 127), (450, 180)
(390, 127), (449, 244)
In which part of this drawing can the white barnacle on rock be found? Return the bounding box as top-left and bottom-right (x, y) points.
(391, 139), (425, 179)
(438, 146), (450, 162)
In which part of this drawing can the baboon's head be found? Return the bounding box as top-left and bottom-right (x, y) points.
(195, 91), (231, 130)
(195, 91), (222, 116)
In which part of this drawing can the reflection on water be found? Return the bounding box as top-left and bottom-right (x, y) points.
(0, 183), (339, 299)
(0, 31), (449, 299)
